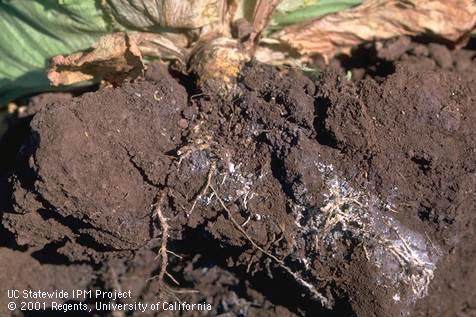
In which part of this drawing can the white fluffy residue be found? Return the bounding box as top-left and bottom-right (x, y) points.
(305, 163), (440, 309)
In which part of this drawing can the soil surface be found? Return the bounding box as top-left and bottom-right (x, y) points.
(1, 38), (475, 317)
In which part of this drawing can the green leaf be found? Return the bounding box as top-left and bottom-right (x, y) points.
(269, 0), (362, 32)
(0, 0), (111, 106)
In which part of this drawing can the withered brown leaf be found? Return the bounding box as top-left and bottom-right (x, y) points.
(271, 0), (476, 63)
(48, 32), (187, 87)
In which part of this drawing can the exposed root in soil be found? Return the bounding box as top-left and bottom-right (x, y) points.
(153, 190), (169, 293)
(152, 190), (200, 298)
(311, 163), (438, 307)
(212, 182), (332, 308)
(186, 161), (216, 217)
(210, 185), (283, 265)
(179, 142), (334, 308)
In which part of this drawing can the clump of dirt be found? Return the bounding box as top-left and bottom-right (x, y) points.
(0, 248), (93, 316)
(1, 39), (476, 316)
(5, 65), (187, 260)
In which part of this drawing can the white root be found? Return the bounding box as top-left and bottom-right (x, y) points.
(210, 184), (332, 308)
(177, 148), (332, 308)
(154, 191), (169, 292)
(306, 163), (439, 307)
(186, 162), (216, 216)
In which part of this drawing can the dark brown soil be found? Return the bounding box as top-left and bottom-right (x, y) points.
(1, 38), (475, 317)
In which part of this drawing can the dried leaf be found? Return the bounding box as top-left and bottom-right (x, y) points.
(271, 0), (476, 62)
(254, 46), (294, 65)
(104, 0), (226, 29)
(48, 32), (187, 87)
(249, 0), (281, 42)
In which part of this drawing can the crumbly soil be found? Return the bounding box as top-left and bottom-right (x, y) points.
(0, 38), (475, 317)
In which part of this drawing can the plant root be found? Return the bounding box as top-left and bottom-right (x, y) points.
(210, 185), (283, 265)
(210, 185), (332, 309)
(186, 161), (217, 217)
(150, 190), (202, 299)
(154, 191), (169, 293)
(178, 148), (332, 307)
(313, 167), (438, 301)
(176, 137), (213, 168)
